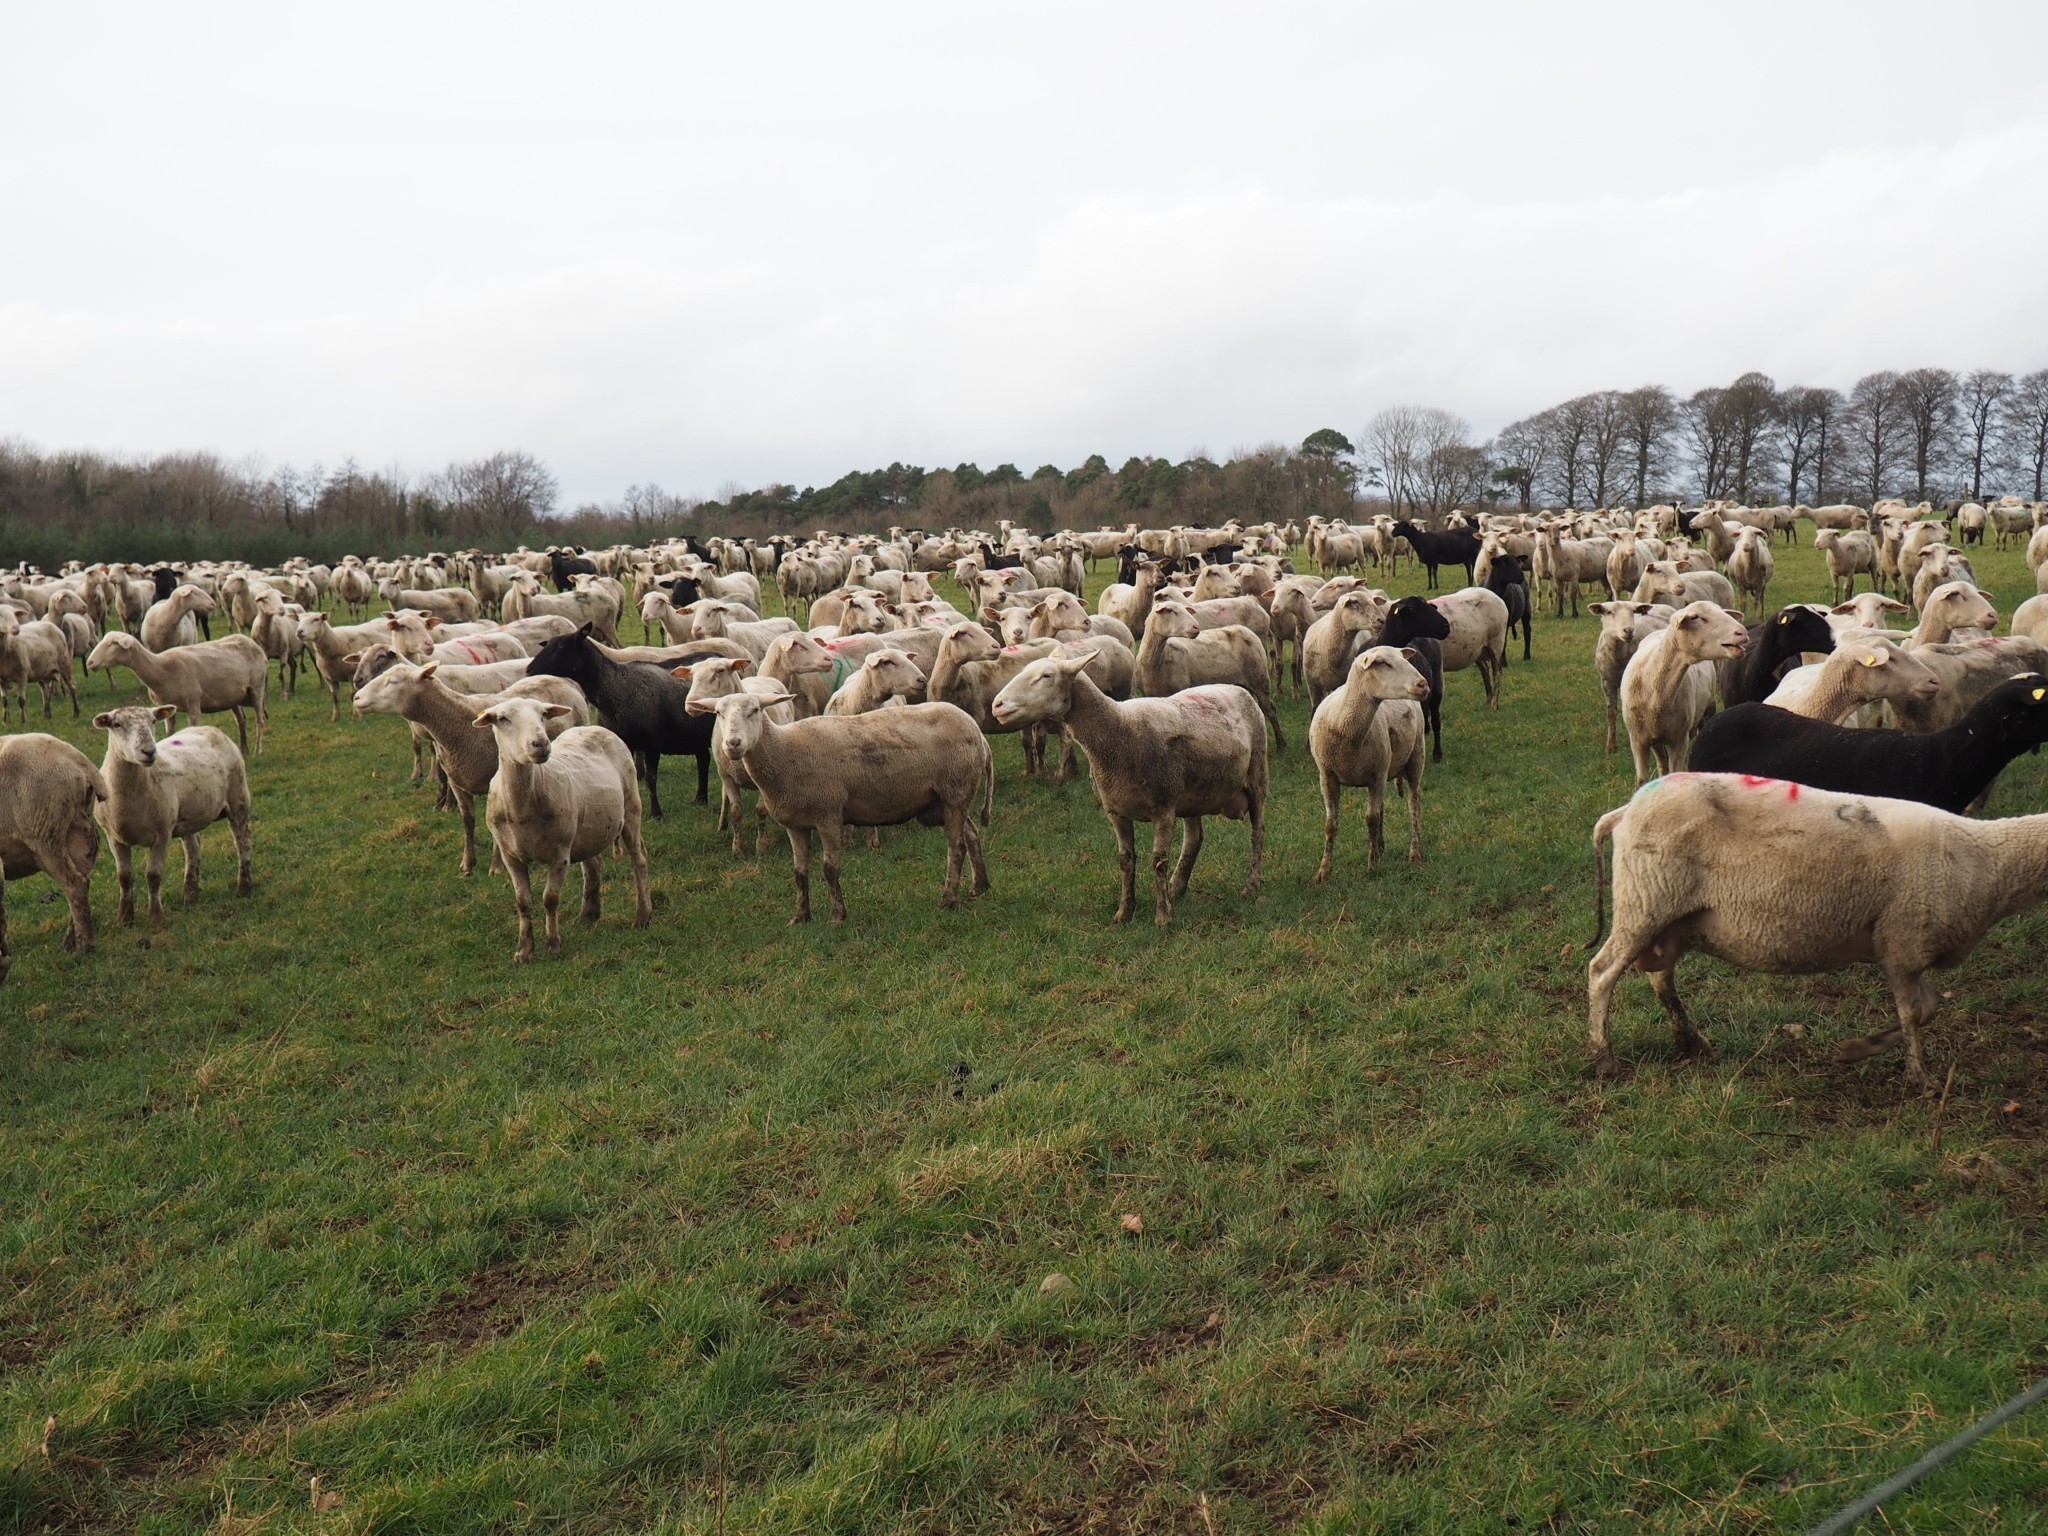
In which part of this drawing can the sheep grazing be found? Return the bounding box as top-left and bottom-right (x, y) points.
(1690, 673), (2048, 815)
(1589, 601), (1672, 755)
(353, 661), (591, 875)
(84, 632), (269, 755)
(525, 624), (714, 817)
(1138, 601), (1284, 749)
(1309, 645), (1431, 879)
(689, 691), (993, 923)
(0, 733), (105, 980)
(991, 654), (1266, 926)
(471, 697), (652, 963)
(0, 609), (77, 722)
(1762, 638), (1939, 724)
(1617, 601), (1750, 784)
(1588, 771), (2048, 1087)
(91, 705), (252, 927)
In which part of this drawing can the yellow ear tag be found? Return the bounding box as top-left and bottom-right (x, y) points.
(2035, 688), (2046, 702)
(1863, 652), (1880, 667)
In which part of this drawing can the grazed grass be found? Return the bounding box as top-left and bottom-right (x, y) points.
(3, 539), (2047, 1533)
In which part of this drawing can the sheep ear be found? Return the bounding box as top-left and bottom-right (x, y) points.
(540, 703), (573, 720)
(671, 665), (693, 680)
(418, 661), (438, 678)
(1400, 646), (1423, 666)
(684, 697), (719, 716)
(340, 652), (362, 668)
(91, 712), (115, 728)
(471, 708), (502, 728)
(426, 616), (442, 628)
(1862, 650), (1884, 667)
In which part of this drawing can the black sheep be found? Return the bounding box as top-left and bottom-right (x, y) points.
(1720, 605), (1838, 707)
(150, 566), (210, 640)
(1689, 674), (2048, 815)
(548, 547), (599, 593)
(1390, 520), (1481, 590)
(525, 624), (716, 817)
(1377, 596), (1454, 763)
(1484, 551), (1533, 662)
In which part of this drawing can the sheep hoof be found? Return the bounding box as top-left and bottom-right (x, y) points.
(1590, 1050), (1627, 1080)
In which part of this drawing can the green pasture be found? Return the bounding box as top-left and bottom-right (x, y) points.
(3, 534), (2046, 1534)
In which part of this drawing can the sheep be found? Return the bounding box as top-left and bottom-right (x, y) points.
(1693, 672), (2048, 819)
(1633, 561), (1738, 611)
(1589, 601), (1673, 754)
(1389, 520), (1480, 589)
(353, 662), (591, 875)
(1814, 529), (1878, 603)
(688, 691), (992, 923)
(1024, 590), (1135, 650)
(1886, 637), (2048, 734)
(504, 573), (623, 645)
(84, 632), (269, 755)
(672, 657), (800, 855)
(0, 733), (105, 979)
(91, 705), (252, 927)
(1415, 587), (1509, 710)
(1903, 581), (1997, 648)
(2010, 594), (2048, 648)
(928, 625), (1063, 773)
(0, 610), (77, 722)
(1097, 558), (1165, 635)
(1726, 527), (1775, 616)
(990, 653), (1265, 925)
(298, 611), (399, 721)
(825, 647), (926, 716)
(1829, 592), (1911, 635)
(248, 593), (304, 698)
(139, 584), (216, 652)
(1909, 546), (1977, 615)
(1301, 590), (1390, 708)
(1717, 604), (1837, 707)
(1618, 602), (1750, 783)
(395, 587), (481, 623)
(524, 625), (718, 816)
(758, 631), (839, 718)
(472, 697), (652, 963)
(1538, 524), (1613, 616)
(1761, 639), (1939, 723)
(1309, 645), (1431, 879)
(1138, 601), (1283, 748)
(1482, 550), (1533, 662)
(1265, 579), (1318, 697)
(1587, 770), (2048, 1087)
(689, 600), (798, 661)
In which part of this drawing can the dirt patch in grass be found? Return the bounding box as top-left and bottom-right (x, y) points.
(400, 1258), (587, 1352)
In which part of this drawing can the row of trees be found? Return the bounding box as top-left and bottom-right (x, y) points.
(7, 364), (2047, 564)
(1482, 369), (2048, 514)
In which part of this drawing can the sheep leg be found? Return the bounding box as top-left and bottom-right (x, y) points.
(1366, 779), (1386, 869)
(232, 705), (248, 755)
(1603, 693), (1618, 755)
(506, 859), (537, 962)
(1147, 816), (1178, 925)
(788, 827), (814, 923)
(624, 819), (651, 928)
(113, 839), (137, 927)
(579, 856), (602, 924)
(1426, 695), (1443, 764)
(694, 748), (710, 805)
(818, 820), (849, 922)
(1314, 771), (1342, 883)
(181, 832), (202, 900)
(642, 752), (664, 819)
(1585, 927), (1655, 1076)
(1111, 815), (1138, 924)
(754, 798), (775, 858)
(1171, 815), (1205, 913)
(940, 806), (968, 909)
(1257, 689), (1284, 751)
(0, 875), (9, 982)
(327, 677), (340, 723)
(1841, 970), (1940, 1090)
(457, 787), (478, 877)
(964, 807), (990, 897)
(1647, 965), (1711, 1059)
(39, 680), (52, 719)
(541, 859), (568, 952)
(230, 806), (253, 896)
(144, 838), (168, 927)
(1057, 727), (1077, 783)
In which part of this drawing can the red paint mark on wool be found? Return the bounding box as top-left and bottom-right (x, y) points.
(1787, 782), (1800, 800)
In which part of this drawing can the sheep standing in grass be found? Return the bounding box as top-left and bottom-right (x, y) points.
(84, 632), (269, 755)
(1138, 601), (1284, 749)
(690, 691), (993, 924)
(92, 704), (252, 927)
(991, 653), (1265, 926)
(1588, 770), (2048, 1088)
(0, 609), (77, 723)
(1618, 602), (1750, 783)
(472, 697), (651, 963)
(1309, 646), (1431, 880)
(0, 734), (105, 980)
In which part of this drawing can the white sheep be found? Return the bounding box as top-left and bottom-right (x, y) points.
(1763, 639), (1940, 724)
(1589, 771), (2048, 1087)
(471, 697), (652, 962)
(1618, 602), (1750, 783)
(84, 632), (269, 755)
(0, 733), (106, 979)
(91, 705), (252, 927)
(1309, 645), (1431, 879)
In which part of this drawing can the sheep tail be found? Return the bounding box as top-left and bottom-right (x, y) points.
(981, 742), (995, 829)
(1590, 805), (1627, 948)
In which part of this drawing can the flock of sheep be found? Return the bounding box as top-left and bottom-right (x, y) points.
(5, 492), (2048, 1094)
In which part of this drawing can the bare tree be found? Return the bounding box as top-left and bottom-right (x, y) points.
(1778, 386), (1841, 504)
(2004, 370), (2048, 501)
(1683, 387), (1733, 499)
(1539, 395), (1599, 507)
(1618, 385), (1679, 506)
(1585, 391), (1629, 506)
(431, 450), (560, 537)
(1721, 372), (1781, 502)
(1489, 413), (1549, 512)
(1958, 369), (2015, 502)
(1410, 411), (1489, 517)
(1362, 407), (1424, 518)
(1845, 371), (1910, 503)
(1897, 367), (1960, 501)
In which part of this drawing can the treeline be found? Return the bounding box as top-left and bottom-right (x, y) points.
(1486, 368), (2048, 513)
(8, 363), (2047, 567)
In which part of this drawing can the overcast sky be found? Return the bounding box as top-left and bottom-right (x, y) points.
(5, 1), (2045, 507)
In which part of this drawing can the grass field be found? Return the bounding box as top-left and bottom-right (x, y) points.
(4, 536), (2047, 1534)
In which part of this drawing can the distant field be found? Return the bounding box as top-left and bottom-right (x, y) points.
(3, 536), (2046, 1534)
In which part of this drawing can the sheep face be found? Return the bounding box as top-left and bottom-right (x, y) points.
(1925, 582), (1997, 633)
(472, 699), (570, 764)
(95, 704), (179, 765)
(1346, 646), (1432, 702)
